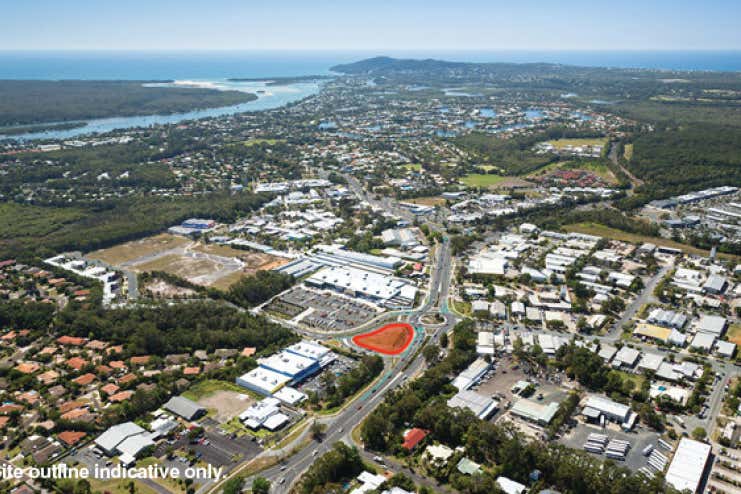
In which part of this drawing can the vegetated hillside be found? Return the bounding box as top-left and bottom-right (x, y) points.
(332, 57), (741, 99)
(0, 80), (256, 126)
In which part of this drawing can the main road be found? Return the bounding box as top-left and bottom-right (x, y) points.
(207, 180), (458, 494)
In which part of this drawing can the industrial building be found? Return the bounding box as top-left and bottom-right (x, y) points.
(381, 228), (420, 249)
(510, 398), (559, 425)
(163, 396), (206, 421)
(451, 358), (490, 391)
(665, 438), (711, 493)
(94, 422), (154, 459)
(697, 314), (727, 337)
(447, 390), (499, 419)
(582, 395), (633, 425)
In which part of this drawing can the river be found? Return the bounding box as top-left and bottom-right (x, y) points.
(1, 79), (323, 141)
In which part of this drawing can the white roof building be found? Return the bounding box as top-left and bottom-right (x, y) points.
(690, 332), (716, 351)
(510, 398), (559, 425)
(716, 340), (736, 358)
(665, 438), (711, 493)
(447, 390), (499, 419)
(425, 444), (454, 464)
(236, 367), (291, 396)
(117, 434), (155, 458)
(583, 395), (631, 423)
(496, 476), (527, 494)
(637, 353), (664, 372)
(273, 386), (307, 405)
(451, 358), (490, 391)
(613, 346), (640, 367)
(95, 422), (146, 456)
(697, 314), (727, 336)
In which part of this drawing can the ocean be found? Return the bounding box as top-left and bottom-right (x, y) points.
(1, 50), (741, 80)
(3, 50), (741, 141)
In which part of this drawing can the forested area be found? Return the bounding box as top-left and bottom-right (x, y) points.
(0, 80), (256, 126)
(226, 270), (295, 308)
(53, 301), (298, 355)
(454, 131), (557, 175)
(0, 191), (272, 258)
(292, 442), (365, 494)
(359, 320), (677, 494)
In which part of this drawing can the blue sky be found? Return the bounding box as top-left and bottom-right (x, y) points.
(3, 0), (740, 51)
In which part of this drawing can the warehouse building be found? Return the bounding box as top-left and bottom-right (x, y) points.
(447, 390), (499, 420)
(451, 358), (491, 391)
(94, 422), (154, 459)
(163, 396), (206, 421)
(697, 314), (727, 337)
(582, 395), (632, 424)
(315, 245), (402, 270)
(510, 399), (559, 425)
(665, 438), (711, 493)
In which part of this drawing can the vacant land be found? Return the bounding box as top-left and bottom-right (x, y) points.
(353, 323), (414, 355)
(89, 233), (189, 265)
(527, 160), (617, 184)
(199, 390), (254, 424)
(407, 196), (446, 207)
(142, 278), (198, 298)
(563, 222), (739, 261)
(91, 235), (288, 288)
(134, 253), (231, 286)
(244, 138), (285, 147)
(727, 323), (741, 346)
(460, 174), (509, 188)
(546, 137), (607, 149)
(624, 143), (634, 161)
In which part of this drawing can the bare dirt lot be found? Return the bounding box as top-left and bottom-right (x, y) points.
(197, 390), (254, 424)
(142, 279), (198, 298)
(88, 233), (189, 265)
(89, 234), (289, 289)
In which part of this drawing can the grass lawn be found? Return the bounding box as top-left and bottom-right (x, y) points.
(727, 323), (741, 346)
(243, 138), (284, 147)
(546, 137), (607, 149)
(460, 174), (508, 188)
(614, 369), (645, 392)
(624, 143), (634, 161)
(563, 222), (740, 262)
(88, 478), (160, 494)
(407, 196), (446, 207)
(450, 298), (472, 316)
(182, 379), (258, 401)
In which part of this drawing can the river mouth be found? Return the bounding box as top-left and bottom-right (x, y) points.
(1, 79), (323, 141)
